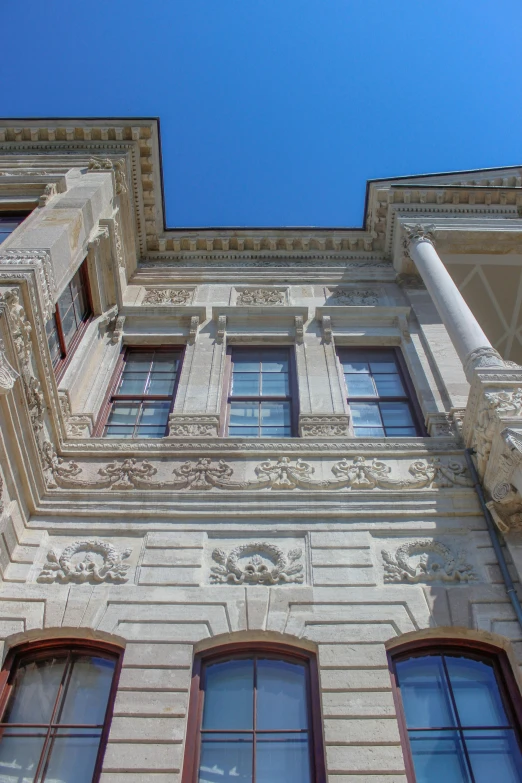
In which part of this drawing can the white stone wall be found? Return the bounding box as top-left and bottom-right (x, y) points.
(0, 142), (521, 782)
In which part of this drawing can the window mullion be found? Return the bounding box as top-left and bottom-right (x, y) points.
(440, 654), (476, 783)
(34, 652), (73, 783)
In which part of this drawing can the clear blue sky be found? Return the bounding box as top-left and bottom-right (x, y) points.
(2, 0), (521, 228)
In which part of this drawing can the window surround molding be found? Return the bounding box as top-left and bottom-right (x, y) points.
(181, 640), (327, 783)
(387, 630), (522, 783)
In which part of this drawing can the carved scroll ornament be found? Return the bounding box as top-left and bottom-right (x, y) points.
(38, 539), (132, 584)
(382, 540), (476, 584)
(211, 542), (303, 585)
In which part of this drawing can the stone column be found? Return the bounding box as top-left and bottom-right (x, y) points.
(403, 224), (504, 381)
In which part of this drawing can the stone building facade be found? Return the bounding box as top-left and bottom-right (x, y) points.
(0, 118), (521, 782)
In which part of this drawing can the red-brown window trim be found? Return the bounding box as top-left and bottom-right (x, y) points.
(220, 345), (300, 438)
(181, 641), (326, 783)
(336, 346), (427, 437)
(49, 260), (94, 383)
(93, 344), (186, 438)
(0, 637), (123, 783)
(388, 637), (522, 782)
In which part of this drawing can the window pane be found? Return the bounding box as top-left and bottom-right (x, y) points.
(73, 284), (89, 324)
(103, 426), (135, 439)
(123, 352), (154, 371)
(232, 353), (261, 372)
(373, 374), (406, 396)
(118, 372), (149, 395)
(350, 403), (382, 428)
(408, 730), (472, 783)
(261, 352), (288, 372)
(3, 657), (67, 725)
(385, 427), (417, 437)
(232, 373), (260, 396)
(353, 426), (385, 437)
(43, 728), (102, 783)
(198, 734), (253, 783)
(465, 730), (522, 783)
(261, 373), (289, 396)
(152, 354), (179, 372)
(380, 403), (415, 429)
(341, 360), (369, 373)
(345, 373), (375, 397)
(106, 403), (140, 426)
(445, 657), (508, 727)
(229, 427), (260, 437)
(139, 402), (171, 427)
(260, 402), (290, 427)
(396, 656), (456, 728)
(256, 733), (311, 783)
(0, 730), (46, 783)
(202, 660), (254, 730)
(230, 402), (259, 426)
(147, 373), (176, 396)
(257, 660), (308, 730)
(369, 361), (397, 373)
(59, 656), (115, 725)
(60, 305), (78, 349)
(57, 285), (74, 316)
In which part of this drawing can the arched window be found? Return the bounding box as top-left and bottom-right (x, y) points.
(182, 643), (326, 783)
(0, 639), (122, 783)
(389, 640), (522, 783)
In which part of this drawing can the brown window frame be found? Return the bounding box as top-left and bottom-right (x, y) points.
(336, 346), (427, 437)
(47, 259), (93, 383)
(94, 344), (185, 438)
(0, 637), (123, 783)
(182, 641), (326, 783)
(221, 345), (299, 438)
(388, 637), (522, 782)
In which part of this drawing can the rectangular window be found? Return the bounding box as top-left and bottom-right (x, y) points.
(226, 347), (295, 437)
(45, 260), (92, 376)
(97, 347), (183, 439)
(338, 347), (423, 437)
(0, 213), (29, 246)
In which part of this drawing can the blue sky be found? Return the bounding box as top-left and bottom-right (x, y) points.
(2, 0), (521, 228)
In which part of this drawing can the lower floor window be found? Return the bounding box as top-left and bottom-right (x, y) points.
(0, 642), (121, 783)
(392, 646), (522, 783)
(184, 645), (325, 783)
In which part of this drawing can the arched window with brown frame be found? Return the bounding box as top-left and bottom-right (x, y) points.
(389, 638), (522, 783)
(0, 638), (122, 783)
(182, 642), (326, 783)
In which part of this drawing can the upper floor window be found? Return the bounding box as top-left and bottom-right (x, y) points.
(0, 213), (30, 246)
(45, 260), (92, 378)
(390, 643), (522, 783)
(225, 347), (296, 437)
(96, 346), (183, 438)
(183, 645), (325, 783)
(337, 347), (424, 437)
(0, 640), (121, 783)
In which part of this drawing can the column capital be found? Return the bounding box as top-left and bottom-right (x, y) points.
(402, 223), (436, 256)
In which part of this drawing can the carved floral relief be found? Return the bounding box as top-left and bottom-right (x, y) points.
(38, 539), (132, 584)
(142, 288), (194, 305)
(236, 288), (285, 306)
(211, 542), (304, 584)
(382, 540), (476, 584)
(327, 288), (380, 306)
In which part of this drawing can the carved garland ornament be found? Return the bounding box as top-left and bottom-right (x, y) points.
(211, 542), (303, 584)
(44, 454), (473, 492)
(143, 288), (194, 305)
(38, 539), (132, 584)
(328, 288), (379, 306)
(236, 289), (285, 306)
(382, 540), (476, 584)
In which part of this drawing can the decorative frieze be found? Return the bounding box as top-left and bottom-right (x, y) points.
(382, 540), (476, 583)
(38, 539), (132, 584)
(168, 414), (220, 438)
(142, 288), (194, 305)
(0, 338), (19, 395)
(44, 453), (472, 492)
(235, 288), (285, 306)
(211, 542), (304, 585)
(299, 415), (350, 438)
(327, 288), (380, 306)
